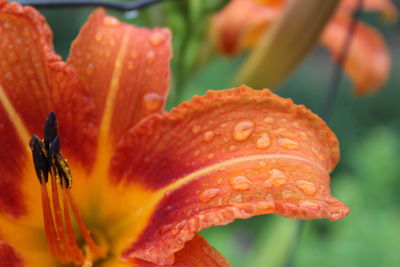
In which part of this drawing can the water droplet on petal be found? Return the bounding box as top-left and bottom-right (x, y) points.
(150, 32), (166, 46)
(330, 210), (343, 220)
(229, 145), (237, 151)
(281, 189), (296, 199)
(256, 132), (270, 149)
(207, 153), (214, 160)
(103, 16), (121, 26)
(127, 60), (134, 70)
(95, 32), (103, 41)
(147, 50), (155, 63)
(229, 194), (243, 204)
(142, 92), (163, 112)
(278, 137), (299, 150)
(199, 188), (220, 202)
(192, 125), (201, 134)
(230, 176), (251, 190)
(299, 200), (319, 209)
(233, 120), (254, 141)
(258, 161), (266, 167)
(263, 117), (275, 123)
(266, 169), (287, 186)
(203, 131), (215, 142)
(86, 63), (94, 75)
(296, 180), (317, 195)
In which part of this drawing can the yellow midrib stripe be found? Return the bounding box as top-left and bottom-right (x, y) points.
(98, 28), (131, 142)
(158, 153), (327, 196)
(122, 153), (326, 247)
(0, 84), (31, 149)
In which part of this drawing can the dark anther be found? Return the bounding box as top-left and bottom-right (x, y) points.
(49, 136), (72, 189)
(43, 112), (58, 152)
(29, 135), (49, 184)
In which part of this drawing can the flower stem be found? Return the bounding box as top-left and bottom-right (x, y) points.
(321, 0), (363, 121)
(286, 2), (364, 267)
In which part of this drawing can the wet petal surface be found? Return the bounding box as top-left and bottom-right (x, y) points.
(111, 86), (348, 265)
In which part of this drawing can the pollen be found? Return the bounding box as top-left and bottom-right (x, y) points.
(28, 112), (105, 265)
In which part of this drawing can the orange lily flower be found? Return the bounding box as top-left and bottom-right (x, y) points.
(0, 1), (349, 266)
(212, 0), (397, 95)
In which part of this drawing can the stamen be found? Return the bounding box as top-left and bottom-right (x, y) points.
(29, 112), (106, 265)
(50, 170), (75, 262)
(62, 190), (85, 263)
(65, 189), (105, 258)
(40, 182), (67, 263)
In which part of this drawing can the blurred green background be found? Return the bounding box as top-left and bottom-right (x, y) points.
(34, 0), (400, 266)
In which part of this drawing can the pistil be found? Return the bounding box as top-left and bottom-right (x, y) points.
(29, 113), (105, 265)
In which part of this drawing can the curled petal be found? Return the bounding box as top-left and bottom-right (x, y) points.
(321, 13), (391, 95)
(339, 0), (398, 22)
(211, 0), (281, 55)
(111, 86), (349, 265)
(133, 234), (230, 267)
(68, 9), (171, 147)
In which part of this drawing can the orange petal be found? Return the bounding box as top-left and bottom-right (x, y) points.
(211, 0), (281, 55)
(0, 240), (23, 266)
(132, 234), (231, 267)
(68, 9), (171, 148)
(0, 1), (98, 169)
(339, 0), (398, 22)
(111, 86), (348, 265)
(0, 0), (97, 224)
(321, 13), (390, 95)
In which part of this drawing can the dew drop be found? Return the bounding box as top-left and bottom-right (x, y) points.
(281, 190), (296, 200)
(278, 137), (299, 150)
(127, 60), (134, 70)
(299, 200), (319, 209)
(150, 32), (166, 46)
(230, 176), (251, 191)
(207, 153), (214, 160)
(330, 210), (343, 220)
(228, 145), (237, 152)
(233, 120), (254, 141)
(147, 50), (155, 63)
(95, 32), (103, 41)
(296, 180), (317, 195)
(192, 125), (201, 134)
(203, 131), (215, 142)
(86, 63), (94, 75)
(142, 92), (163, 112)
(103, 16), (121, 26)
(263, 117), (275, 123)
(199, 188), (220, 202)
(3, 72), (11, 79)
(229, 194), (243, 204)
(266, 169), (287, 186)
(256, 132), (270, 149)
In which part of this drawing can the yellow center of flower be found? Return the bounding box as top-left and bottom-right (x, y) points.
(28, 112), (106, 265)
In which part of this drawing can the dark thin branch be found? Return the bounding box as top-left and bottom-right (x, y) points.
(14, 0), (171, 11)
(286, 3), (364, 267)
(321, 0), (364, 121)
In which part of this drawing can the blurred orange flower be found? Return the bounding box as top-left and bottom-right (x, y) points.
(212, 0), (398, 95)
(0, 1), (348, 266)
